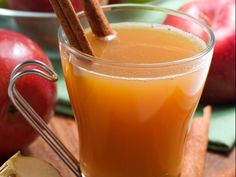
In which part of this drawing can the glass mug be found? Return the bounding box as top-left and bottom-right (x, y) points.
(8, 4), (215, 177)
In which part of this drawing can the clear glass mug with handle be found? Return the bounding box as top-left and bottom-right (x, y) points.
(8, 4), (215, 177)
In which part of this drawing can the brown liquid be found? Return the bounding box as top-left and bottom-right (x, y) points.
(61, 23), (208, 177)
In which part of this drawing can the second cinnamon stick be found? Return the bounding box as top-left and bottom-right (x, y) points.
(82, 0), (113, 37)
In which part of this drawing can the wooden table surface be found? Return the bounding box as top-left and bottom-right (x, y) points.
(2, 115), (236, 177)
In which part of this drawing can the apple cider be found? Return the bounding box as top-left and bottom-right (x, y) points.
(61, 23), (209, 177)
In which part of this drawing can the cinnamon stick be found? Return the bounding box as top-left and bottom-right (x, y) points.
(82, 0), (114, 37)
(49, 0), (94, 55)
(181, 106), (212, 177)
(216, 166), (235, 177)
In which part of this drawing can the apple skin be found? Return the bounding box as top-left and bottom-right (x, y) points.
(0, 29), (57, 157)
(7, 0), (107, 12)
(164, 0), (235, 104)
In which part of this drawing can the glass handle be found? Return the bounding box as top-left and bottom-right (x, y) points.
(8, 60), (82, 177)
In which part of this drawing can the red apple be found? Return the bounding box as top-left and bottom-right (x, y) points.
(164, 0), (235, 104)
(6, 0), (107, 12)
(0, 29), (57, 157)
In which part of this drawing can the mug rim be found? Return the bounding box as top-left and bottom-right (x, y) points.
(58, 3), (215, 68)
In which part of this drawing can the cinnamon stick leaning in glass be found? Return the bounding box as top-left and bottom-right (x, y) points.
(49, 0), (113, 55)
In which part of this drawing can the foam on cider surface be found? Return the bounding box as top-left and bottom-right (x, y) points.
(86, 22), (206, 64)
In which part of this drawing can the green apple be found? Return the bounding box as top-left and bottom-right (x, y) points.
(0, 0), (6, 8)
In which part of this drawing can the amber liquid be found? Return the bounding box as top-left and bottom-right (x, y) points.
(61, 23), (208, 177)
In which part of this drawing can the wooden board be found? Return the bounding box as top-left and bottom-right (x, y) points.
(22, 115), (235, 177)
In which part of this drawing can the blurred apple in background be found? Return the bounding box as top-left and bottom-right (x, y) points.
(0, 29), (57, 157)
(6, 0), (107, 12)
(164, 0), (235, 104)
